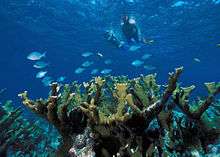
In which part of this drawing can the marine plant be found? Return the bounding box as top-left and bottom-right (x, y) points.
(19, 67), (220, 157)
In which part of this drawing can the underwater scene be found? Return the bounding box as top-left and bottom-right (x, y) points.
(0, 0), (220, 156)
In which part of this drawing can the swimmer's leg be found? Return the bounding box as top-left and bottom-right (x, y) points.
(126, 37), (133, 45)
(133, 33), (140, 43)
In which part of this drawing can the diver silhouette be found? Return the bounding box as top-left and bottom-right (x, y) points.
(121, 15), (139, 44)
(105, 16), (154, 48)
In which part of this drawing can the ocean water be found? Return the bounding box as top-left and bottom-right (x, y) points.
(0, 0), (219, 101)
(0, 0), (220, 156)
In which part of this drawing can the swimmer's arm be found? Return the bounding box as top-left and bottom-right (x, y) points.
(132, 24), (138, 33)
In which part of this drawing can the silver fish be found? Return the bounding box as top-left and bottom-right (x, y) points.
(144, 65), (156, 70)
(193, 58), (201, 62)
(57, 76), (66, 82)
(33, 61), (49, 69)
(141, 53), (152, 60)
(74, 67), (85, 74)
(27, 51), (46, 60)
(129, 45), (141, 52)
(0, 88), (6, 94)
(213, 0), (220, 4)
(36, 71), (47, 78)
(131, 60), (144, 67)
(171, 1), (187, 7)
(81, 61), (94, 67)
(81, 52), (93, 57)
(100, 69), (112, 74)
(91, 69), (99, 75)
(42, 76), (53, 86)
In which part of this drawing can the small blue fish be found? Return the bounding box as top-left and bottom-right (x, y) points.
(100, 69), (112, 74)
(91, 69), (99, 75)
(27, 51), (46, 61)
(125, 0), (135, 3)
(104, 59), (112, 65)
(57, 76), (66, 82)
(144, 65), (156, 70)
(36, 71), (47, 78)
(0, 88), (6, 94)
(131, 60), (144, 67)
(81, 61), (94, 67)
(129, 45), (141, 52)
(194, 58), (201, 63)
(42, 76), (53, 86)
(213, 0), (220, 4)
(171, 1), (187, 7)
(33, 61), (49, 69)
(81, 52), (93, 57)
(74, 67), (85, 74)
(141, 53), (152, 60)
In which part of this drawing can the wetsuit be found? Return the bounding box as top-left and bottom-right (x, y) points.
(122, 19), (139, 43)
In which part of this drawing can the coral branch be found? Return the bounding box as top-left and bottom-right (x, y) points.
(143, 67), (183, 120)
(174, 82), (220, 119)
(0, 101), (55, 156)
(18, 67), (220, 157)
(161, 67), (183, 104)
(19, 82), (87, 157)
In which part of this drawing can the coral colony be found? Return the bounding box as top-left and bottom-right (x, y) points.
(1, 67), (220, 156)
(0, 101), (56, 156)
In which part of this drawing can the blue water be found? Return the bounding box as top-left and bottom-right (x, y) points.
(0, 0), (220, 105)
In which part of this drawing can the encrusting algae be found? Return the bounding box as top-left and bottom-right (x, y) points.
(16, 67), (220, 157)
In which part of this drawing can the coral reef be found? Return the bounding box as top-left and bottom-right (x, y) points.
(0, 100), (56, 157)
(19, 67), (220, 157)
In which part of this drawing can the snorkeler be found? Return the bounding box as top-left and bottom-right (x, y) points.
(105, 16), (154, 48)
(121, 15), (140, 43)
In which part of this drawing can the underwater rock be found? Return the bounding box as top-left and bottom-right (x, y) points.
(19, 67), (220, 157)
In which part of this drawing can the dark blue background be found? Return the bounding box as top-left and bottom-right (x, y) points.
(0, 0), (220, 107)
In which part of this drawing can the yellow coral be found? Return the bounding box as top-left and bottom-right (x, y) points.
(18, 91), (34, 109)
(182, 85), (196, 98)
(133, 74), (160, 107)
(205, 82), (220, 95)
(115, 83), (127, 98)
(83, 82), (90, 88)
(142, 74), (159, 91)
(134, 83), (150, 107)
(114, 83), (127, 116)
(126, 94), (141, 113)
(174, 85), (195, 105)
(95, 76), (105, 87)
